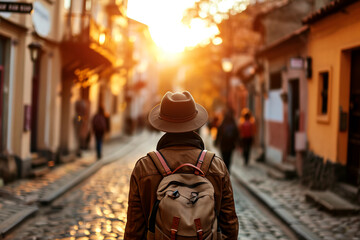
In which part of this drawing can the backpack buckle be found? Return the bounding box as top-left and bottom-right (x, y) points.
(194, 218), (204, 240)
(171, 217), (180, 240)
(190, 192), (199, 204)
(172, 190), (180, 199)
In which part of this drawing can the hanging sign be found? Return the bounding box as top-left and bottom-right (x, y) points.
(0, 0), (15, 18)
(290, 57), (304, 69)
(32, 1), (51, 37)
(0, 2), (32, 13)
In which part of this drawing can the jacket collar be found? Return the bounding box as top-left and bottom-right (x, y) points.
(157, 131), (205, 150)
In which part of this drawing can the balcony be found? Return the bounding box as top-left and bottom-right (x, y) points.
(61, 14), (118, 75)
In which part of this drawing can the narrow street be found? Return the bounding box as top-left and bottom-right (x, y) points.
(1, 0), (360, 240)
(4, 131), (297, 240)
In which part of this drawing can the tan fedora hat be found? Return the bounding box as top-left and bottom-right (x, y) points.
(148, 91), (208, 133)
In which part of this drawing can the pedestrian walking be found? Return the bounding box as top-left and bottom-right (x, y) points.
(124, 91), (238, 239)
(238, 108), (255, 166)
(215, 107), (239, 172)
(74, 100), (91, 156)
(92, 106), (108, 160)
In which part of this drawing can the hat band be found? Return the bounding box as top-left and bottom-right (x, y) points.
(159, 110), (198, 123)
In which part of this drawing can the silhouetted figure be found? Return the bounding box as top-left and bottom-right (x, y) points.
(92, 106), (107, 160)
(215, 108), (239, 172)
(74, 100), (91, 156)
(239, 108), (255, 166)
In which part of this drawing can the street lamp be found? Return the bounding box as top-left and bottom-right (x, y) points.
(99, 33), (106, 45)
(28, 42), (42, 62)
(222, 58), (233, 105)
(222, 58), (233, 73)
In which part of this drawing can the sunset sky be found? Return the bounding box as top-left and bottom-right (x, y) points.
(127, 0), (221, 53)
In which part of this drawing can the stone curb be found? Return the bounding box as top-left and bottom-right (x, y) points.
(0, 132), (146, 236)
(38, 134), (142, 204)
(0, 206), (38, 236)
(232, 169), (322, 240)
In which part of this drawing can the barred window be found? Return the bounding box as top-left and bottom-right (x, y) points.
(269, 71), (282, 90)
(319, 72), (329, 115)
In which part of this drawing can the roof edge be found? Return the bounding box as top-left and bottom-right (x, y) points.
(302, 0), (359, 25)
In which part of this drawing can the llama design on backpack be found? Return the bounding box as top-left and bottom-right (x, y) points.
(147, 150), (222, 240)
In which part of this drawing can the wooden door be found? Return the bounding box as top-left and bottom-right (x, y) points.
(347, 49), (360, 185)
(0, 37), (5, 152)
(288, 79), (300, 156)
(30, 59), (41, 152)
(0, 66), (3, 152)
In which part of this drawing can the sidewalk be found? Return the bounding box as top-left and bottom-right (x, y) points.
(0, 131), (148, 237)
(200, 128), (360, 240)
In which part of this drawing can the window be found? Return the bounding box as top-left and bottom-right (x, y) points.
(317, 69), (331, 123)
(112, 95), (118, 114)
(320, 72), (329, 114)
(64, 0), (71, 10)
(269, 71), (282, 90)
(85, 0), (92, 11)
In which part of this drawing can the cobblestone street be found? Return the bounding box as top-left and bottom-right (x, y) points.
(1, 0), (360, 239)
(230, 152), (360, 240)
(233, 181), (292, 240)
(3, 131), (296, 240)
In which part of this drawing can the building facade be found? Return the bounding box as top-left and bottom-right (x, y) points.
(125, 18), (159, 134)
(304, 0), (360, 187)
(257, 26), (309, 174)
(0, 0), (65, 179)
(0, 0), (133, 182)
(59, 0), (129, 157)
(254, 0), (313, 166)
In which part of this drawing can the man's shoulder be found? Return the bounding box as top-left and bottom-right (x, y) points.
(134, 154), (152, 167)
(207, 154), (228, 176)
(132, 154), (159, 178)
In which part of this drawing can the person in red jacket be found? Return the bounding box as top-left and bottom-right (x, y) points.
(238, 108), (255, 166)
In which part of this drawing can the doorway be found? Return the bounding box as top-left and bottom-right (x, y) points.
(347, 49), (360, 185)
(30, 57), (41, 152)
(288, 79), (300, 156)
(0, 37), (5, 152)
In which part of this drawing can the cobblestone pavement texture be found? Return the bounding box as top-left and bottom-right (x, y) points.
(3, 130), (294, 240)
(1, 138), (128, 201)
(0, 136), (132, 232)
(232, 182), (289, 240)
(230, 150), (360, 240)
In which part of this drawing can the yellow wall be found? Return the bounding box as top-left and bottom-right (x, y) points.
(307, 1), (360, 164)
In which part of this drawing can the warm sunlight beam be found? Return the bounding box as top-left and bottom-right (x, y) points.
(127, 0), (220, 54)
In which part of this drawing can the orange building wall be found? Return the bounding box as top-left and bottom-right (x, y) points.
(307, 1), (360, 164)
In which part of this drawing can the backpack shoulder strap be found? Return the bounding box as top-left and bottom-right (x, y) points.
(195, 150), (215, 176)
(147, 151), (172, 176)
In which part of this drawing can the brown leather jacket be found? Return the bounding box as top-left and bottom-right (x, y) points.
(124, 132), (239, 239)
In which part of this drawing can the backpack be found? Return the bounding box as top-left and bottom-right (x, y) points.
(146, 150), (222, 240)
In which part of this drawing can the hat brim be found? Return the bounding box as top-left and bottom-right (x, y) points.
(148, 103), (208, 133)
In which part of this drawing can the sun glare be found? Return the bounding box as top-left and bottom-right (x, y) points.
(127, 0), (220, 54)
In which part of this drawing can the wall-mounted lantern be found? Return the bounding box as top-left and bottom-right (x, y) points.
(222, 58), (233, 104)
(99, 33), (106, 45)
(222, 58), (233, 73)
(280, 91), (288, 103)
(28, 42), (42, 62)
